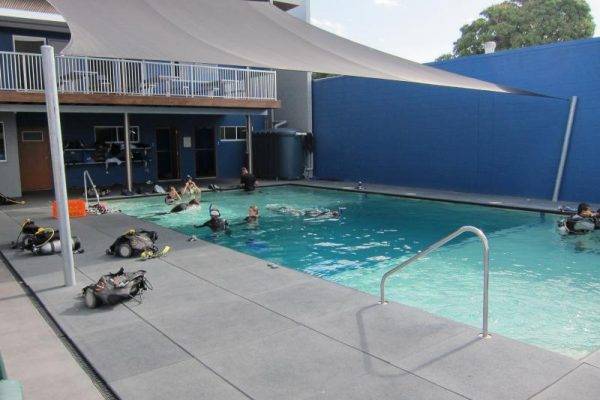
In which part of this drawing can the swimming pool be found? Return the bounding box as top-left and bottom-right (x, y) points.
(110, 185), (600, 359)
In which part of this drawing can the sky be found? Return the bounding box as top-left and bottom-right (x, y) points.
(309, 0), (600, 63)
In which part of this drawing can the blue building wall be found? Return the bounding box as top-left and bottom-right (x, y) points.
(16, 112), (262, 188)
(0, 27), (70, 51)
(313, 38), (600, 202)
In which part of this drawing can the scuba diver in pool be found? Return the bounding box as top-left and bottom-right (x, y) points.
(267, 204), (342, 219)
(245, 205), (260, 223)
(165, 186), (181, 205)
(304, 208), (342, 219)
(170, 198), (200, 213)
(558, 203), (598, 235)
(181, 176), (202, 200)
(196, 205), (230, 233)
(267, 205), (303, 216)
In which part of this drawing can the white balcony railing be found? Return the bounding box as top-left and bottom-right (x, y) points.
(0, 51), (277, 101)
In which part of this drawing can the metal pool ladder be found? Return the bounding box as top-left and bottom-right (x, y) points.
(380, 226), (491, 339)
(83, 170), (100, 210)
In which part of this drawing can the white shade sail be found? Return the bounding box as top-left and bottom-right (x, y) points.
(50, 0), (534, 95)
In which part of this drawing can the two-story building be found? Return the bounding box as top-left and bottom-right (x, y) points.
(0, 0), (305, 197)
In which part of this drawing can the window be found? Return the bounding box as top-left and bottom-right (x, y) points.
(94, 126), (140, 144)
(0, 123), (5, 162)
(219, 126), (247, 141)
(13, 35), (46, 54)
(21, 130), (43, 142)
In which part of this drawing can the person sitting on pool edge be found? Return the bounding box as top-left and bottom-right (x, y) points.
(181, 176), (202, 200)
(165, 186), (181, 205)
(240, 167), (257, 192)
(196, 206), (230, 233)
(245, 205), (259, 223)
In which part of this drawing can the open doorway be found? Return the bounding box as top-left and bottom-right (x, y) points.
(194, 127), (216, 178)
(156, 128), (180, 181)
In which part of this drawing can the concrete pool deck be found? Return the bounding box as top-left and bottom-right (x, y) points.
(1, 188), (599, 400)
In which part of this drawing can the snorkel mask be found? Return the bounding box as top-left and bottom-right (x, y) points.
(209, 204), (221, 217)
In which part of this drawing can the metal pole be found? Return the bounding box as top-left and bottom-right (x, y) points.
(124, 112), (133, 193)
(552, 96), (578, 203)
(246, 115), (253, 174)
(379, 226), (490, 338)
(41, 45), (76, 287)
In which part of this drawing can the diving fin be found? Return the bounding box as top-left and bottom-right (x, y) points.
(140, 245), (171, 260)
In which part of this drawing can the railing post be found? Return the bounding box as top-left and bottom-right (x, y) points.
(84, 56), (89, 93)
(115, 59), (122, 94)
(141, 60), (146, 95)
(235, 69), (239, 99)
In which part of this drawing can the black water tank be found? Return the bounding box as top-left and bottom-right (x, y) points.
(253, 129), (305, 180)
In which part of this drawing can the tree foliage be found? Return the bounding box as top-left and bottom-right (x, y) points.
(437, 0), (595, 60)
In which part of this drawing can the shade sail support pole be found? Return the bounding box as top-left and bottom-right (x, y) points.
(42, 45), (76, 287)
(246, 115), (253, 174)
(124, 112), (133, 193)
(552, 96), (578, 203)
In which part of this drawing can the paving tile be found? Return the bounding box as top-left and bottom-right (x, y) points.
(309, 301), (472, 363)
(128, 277), (239, 318)
(0, 260), (104, 400)
(201, 326), (408, 400)
(304, 371), (467, 400)
(110, 359), (249, 400)
(47, 299), (139, 338)
(249, 278), (377, 324)
(71, 320), (191, 382)
(173, 251), (315, 297)
(532, 364), (600, 400)
(398, 330), (580, 400)
(583, 349), (600, 368)
(146, 297), (298, 357)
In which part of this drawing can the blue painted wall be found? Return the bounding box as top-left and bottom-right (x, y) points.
(0, 27), (70, 51)
(16, 112), (262, 188)
(313, 37), (600, 202)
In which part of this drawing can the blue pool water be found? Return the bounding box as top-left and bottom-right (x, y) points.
(110, 186), (600, 358)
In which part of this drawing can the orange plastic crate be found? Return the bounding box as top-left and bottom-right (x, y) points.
(51, 199), (87, 219)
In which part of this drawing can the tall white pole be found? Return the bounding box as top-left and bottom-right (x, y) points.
(42, 45), (76, 287)
(124, 112), (133, 193)
(552, 96), (578, 203)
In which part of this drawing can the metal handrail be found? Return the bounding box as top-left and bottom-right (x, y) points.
(380, 226), (491, 338)
(83, 170), (100, 210)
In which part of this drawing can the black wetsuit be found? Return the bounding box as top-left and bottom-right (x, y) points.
(200, 218), (230, 232)
(241, 173), (257, 192)
(171, 203), (188, 213)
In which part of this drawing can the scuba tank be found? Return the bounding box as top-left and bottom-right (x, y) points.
(557, 216), (596, 236)
(107, 229), (165, 258)
(25, 227), (83, 255)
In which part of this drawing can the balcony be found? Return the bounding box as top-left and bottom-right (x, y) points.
(0, 51), (280, 109)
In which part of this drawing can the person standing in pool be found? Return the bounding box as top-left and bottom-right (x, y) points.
(245, 205), (260, 223)
(165, 186), (181, 205)
(181, 176), (202, 200)
(240, 167), (257, 192)
(196, 206), (230, 233)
